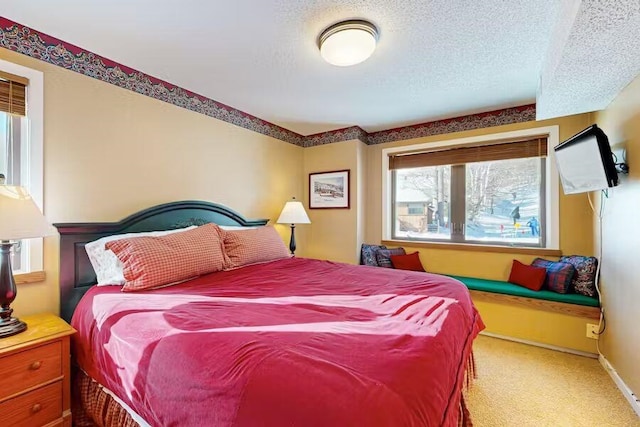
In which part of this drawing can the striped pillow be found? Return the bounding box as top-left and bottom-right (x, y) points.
(375, 248), (406, 268)
(531, 258), (576, 294)
(106, 223), (228, 291)
(222, 226), (290, 269)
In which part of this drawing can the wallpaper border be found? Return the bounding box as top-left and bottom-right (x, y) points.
(0, 17), (303, 146)
(366, 105), (536, 145)
(0, 17), (535, 147)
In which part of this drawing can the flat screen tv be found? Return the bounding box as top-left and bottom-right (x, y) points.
(554, 124), (618, 195)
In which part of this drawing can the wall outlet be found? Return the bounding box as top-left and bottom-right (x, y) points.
(586, 323), (599, 339)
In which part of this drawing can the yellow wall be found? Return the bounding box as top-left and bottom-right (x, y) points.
(3, 45), (603, 355)
(365, 114), (596, 277)
(1, 49), (305, 318)
(356, 141), (368, 259)
(307, 114), (598, 353)
(302, 140), (366, 263)
(594, 74), (640, 396)
(474, 300), (597, 353)
(304, 115), (596, 268)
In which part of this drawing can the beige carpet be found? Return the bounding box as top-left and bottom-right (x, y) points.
(465, 335), (639, 427)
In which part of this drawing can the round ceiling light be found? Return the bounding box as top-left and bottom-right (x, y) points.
(319, 20), (379, 67)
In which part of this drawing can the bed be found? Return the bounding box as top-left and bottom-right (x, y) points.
(55, 200), (484, 427)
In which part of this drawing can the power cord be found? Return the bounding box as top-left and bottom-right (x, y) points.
(587, 190), (607, 355)
(612, 152), (629, 174)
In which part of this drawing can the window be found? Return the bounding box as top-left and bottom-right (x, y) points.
(0, 61), (44, 274)
(0, 111), (27, 270)
(385, 128), (560, 249)
(407, 203), (426, 215)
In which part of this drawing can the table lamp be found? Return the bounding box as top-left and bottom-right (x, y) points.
(0, 186), (53, 338)
(276, 197), (311, 255)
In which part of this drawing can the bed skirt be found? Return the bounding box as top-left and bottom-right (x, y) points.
(459, 350), (476, 427)
(72, 369), (140, 427)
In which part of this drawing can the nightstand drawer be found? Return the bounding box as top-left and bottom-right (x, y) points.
(0, 341), (62, 400)
(0, 380), (62, 427)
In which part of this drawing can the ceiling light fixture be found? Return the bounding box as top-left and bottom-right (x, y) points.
(319, 20), (379, 67)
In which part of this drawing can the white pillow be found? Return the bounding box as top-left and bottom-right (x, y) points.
(218, 225), (261, 230)
(85, 226), (197, 286)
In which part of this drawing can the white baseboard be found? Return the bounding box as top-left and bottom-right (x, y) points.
(599, 354), (640, 418)
(479, 331), (598, 358)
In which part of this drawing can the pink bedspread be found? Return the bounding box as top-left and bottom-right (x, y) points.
(72, 257), (484, 427)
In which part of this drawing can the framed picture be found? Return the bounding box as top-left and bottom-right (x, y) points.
(309, 169), (350, 209)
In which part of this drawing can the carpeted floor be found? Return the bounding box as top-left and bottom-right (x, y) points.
(465, 335), (640, 427)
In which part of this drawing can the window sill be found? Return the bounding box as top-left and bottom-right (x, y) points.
(15, 271), (46, 285)
(381, 240), (562, 257)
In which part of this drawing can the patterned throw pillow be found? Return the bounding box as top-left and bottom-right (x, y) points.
(360, 244), (387, 266)
(222, 226), (291, 269)
(375, 248), (406, 268)
(560, 255), (599, 297)
(531, 258), (576, 294)
(106, 223), (228, 291)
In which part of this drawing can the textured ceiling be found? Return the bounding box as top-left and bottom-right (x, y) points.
(1, 1), (638, 135)
(537, 0), (640, 119)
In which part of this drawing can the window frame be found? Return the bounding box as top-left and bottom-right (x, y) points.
(0, 59), (44, 274)
(382, 126), (560, 250)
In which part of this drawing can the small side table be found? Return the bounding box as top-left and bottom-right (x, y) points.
(0, 313), (76, 427)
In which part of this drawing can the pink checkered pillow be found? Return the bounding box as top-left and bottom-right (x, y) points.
(106, 223), (228, 291)
(222, 226), (290, 269)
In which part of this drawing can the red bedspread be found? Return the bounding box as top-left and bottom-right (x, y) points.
(72, 257), (484, 427)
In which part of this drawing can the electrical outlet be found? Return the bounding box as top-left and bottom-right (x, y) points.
(586, 323), (599, 339)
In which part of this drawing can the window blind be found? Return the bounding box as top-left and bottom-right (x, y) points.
(0, 71), (28, 116)
(388, 137), (548, 170)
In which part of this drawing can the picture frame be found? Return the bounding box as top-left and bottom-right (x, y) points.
(309, 169), (350, 209)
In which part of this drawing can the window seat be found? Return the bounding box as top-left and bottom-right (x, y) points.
(447, 275), (601, 320)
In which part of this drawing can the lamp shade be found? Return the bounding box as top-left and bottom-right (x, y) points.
(277, 200), (311, 225)
(0, 186), (54, 240)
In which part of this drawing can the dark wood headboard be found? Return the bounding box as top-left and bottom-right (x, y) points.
(53, 200), (269, 323)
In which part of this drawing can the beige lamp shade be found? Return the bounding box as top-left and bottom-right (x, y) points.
(0, 186), (55, 240)
(277, 200), (311, 225)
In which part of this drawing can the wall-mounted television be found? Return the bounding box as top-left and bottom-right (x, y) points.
(554, 124), (619, 195)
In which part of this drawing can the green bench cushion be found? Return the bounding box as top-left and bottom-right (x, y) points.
(447, 275), (600, 307)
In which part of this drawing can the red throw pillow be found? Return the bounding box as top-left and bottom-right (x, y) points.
(508, 260), (547, 291)
(390, 252), (425, 272)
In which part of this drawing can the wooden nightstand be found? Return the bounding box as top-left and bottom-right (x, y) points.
(0, 314), (75, 427)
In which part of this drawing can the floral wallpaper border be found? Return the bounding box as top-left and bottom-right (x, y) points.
(366, 105), (536, 145)
(0, 17), (303, 146)
(0, 17), (535, 148)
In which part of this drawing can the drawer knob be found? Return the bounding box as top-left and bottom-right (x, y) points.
(31, 403), (42, 413)
(29, 361), (42, 370)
